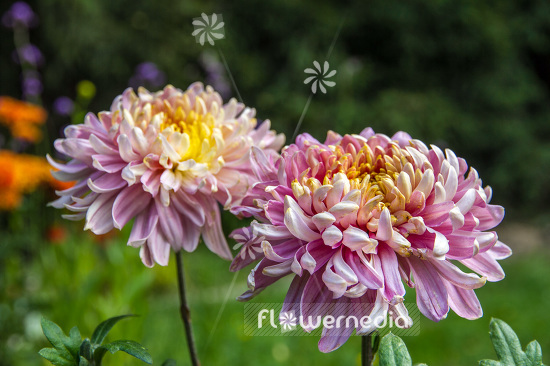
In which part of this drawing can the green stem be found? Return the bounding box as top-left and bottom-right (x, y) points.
(175, 251), (200, 366)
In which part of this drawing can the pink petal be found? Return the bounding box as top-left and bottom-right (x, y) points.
(128, 203), (158, 247)
(112, 185), (151, 229)
(141, 169), (162, 196)
(444, 282), (483, 320)
(181, 218), (201, 253)
(284, 205), (321, 242)
(488, 241), (512, 260)
(305, 239), (334, 272)
(333, 248), (358, 285)
(318, 306), (354, 352)
(265, 201), (285, 225)
(148, 227), (171, 266)
(88, 173), (127, 193)
(378, 244), (405, 300)
(92, 154), (127, 173)
(154, 198), (184, 247)
(170, 192), (206, 226)
(202, 204), (232, 260)
(460, 252), (505, 282)
(84, 192), (117, 234)
(139, 244), (154, 268)
(117, 134), (140, 162)
(428, 257), (486, 290)
(470, 204), (505, 230)
(282, 272), (310, 316)
(344, 249), (383, 289)
(420, 201), (454, 226)
(408, 256), (449, 321)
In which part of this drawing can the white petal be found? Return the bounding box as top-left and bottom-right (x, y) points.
(284, 208), (321, 242)
(342, 226), (378, 252)
(328, 201), (359, 221)
(322, 225), (342, 247)
(312, 212), (336, 232)
(322, 265), (348, 299)
(375, 207), (393, 241)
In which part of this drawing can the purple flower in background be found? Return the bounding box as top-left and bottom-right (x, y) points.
(53, 97), (74, 116)
(22, 74), (42, 97)
(2, 2), (37, 28)
(128, 62), (166, 89)
(12, 44), (43, 67)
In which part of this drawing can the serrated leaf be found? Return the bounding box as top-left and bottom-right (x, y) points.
(38, 348), (74, 366)
(525, 340), (543, 365)
(161, 359), (177, 366)
(379, 333), (413, 366)
(481, 318), (546, 366)
(488, 318), (530, 365)
(79, 339), (93, 362)
(91, 314), (135, 346)
(479, 360), (501, 366)
(41, 318), (76, 362)
(98, 340), (152, 364)
(66, 327), (82, 358)
(78, 356), (90, 366)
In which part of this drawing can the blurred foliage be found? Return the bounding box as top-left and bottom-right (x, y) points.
(1, 0), (550, 216)
(1, 210), (550, 365)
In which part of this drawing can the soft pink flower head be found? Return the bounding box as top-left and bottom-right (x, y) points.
(231, 128), (511, 352)
(49, 83), (284, 266)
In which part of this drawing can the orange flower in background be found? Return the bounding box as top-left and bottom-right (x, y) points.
(0, 96), (47, 142)
(0, 150), (51, 210)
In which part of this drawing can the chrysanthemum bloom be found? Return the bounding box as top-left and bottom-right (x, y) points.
(0, 96), (47, 142)
(49, 83), (284, 266)
(0, 150), (51, 210)
(231, 128), (511, 352)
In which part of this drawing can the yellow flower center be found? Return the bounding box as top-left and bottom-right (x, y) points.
(160, 107), (218, 163)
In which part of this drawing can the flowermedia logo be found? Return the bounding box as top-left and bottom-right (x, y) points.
(192, 13), (225, 46)
(247, 303), (420, 337)
(304, 61), (336, 94)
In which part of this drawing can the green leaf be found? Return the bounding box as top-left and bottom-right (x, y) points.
(78, 356), (90, 366)
(91, 314), (135, 346)
(66, 327), (82, 358)
(38, 348), (74, 366)
(79, 339), (93, 362)
(479, 361), (501, 366)
(161, 360), (177, 366)
(378, 333), (413, 366)
(480, 318), (545, 366)
(525, 340), (543, 365)
(488, 318), (530, 365)
(40, 317), (77, 362)
(97, 340), (152, 364)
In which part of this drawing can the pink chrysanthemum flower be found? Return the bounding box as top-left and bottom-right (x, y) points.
(49, 83), (284, 266)
(231, 128), (511, 352)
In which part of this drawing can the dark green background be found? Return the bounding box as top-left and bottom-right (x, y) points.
(1, 0), (549, 365)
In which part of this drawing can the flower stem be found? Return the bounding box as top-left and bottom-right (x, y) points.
(362, 335), (374, 366)
(175, 250), (200, 366)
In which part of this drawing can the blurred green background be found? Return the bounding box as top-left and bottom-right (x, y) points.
(1, 0), (549, 365)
